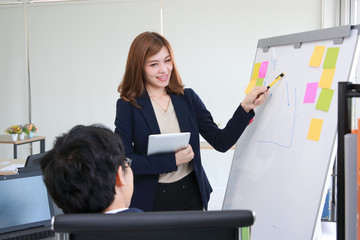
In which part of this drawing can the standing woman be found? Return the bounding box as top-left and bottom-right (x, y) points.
(115, 32), (267, 212)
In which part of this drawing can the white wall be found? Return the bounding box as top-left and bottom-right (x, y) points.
(0, 0), (162, 158)
(0, 6), (30, 157)
(28, 0), (162, 153)
(0, 0), (324, 210)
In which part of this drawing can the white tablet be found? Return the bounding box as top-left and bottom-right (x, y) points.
(147, 132), (191, 156)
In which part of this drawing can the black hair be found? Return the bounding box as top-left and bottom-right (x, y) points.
(41, 124), (125, 213)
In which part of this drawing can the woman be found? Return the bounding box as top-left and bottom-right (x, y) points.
(115, 32), (267, 212)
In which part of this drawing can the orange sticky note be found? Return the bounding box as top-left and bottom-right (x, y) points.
(319, 69), (336, 89)
(309, 46), (326, 67)
(357, 119), (360, 185)
(358, 119), (360, 240)
(307, 118), (323, 141)
(251, 63), (261, 80)
(245, 79), (256, 94)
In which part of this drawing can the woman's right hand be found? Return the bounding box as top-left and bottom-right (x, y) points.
(175, 144), (194, 166)
(241, 86), (268, 113)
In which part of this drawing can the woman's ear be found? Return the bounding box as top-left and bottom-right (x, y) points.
(115, 165), (125, 187)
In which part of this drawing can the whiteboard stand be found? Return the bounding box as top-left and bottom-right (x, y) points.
(338, 82), (360, 240)
(223, 25), (360, 240)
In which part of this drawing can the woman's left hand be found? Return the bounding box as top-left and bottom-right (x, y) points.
(241, 86), (267, 113)
(175, 144), (194, 166)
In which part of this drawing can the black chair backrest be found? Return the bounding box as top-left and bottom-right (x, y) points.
(17, 152), (48, 174)
(25, 152), (47, 167)
(52, 210), (255, 240)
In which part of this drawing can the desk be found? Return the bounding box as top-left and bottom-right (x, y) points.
(0, 158), (26, 175)
(0, 158), (26, 169)
(0, 135), (45, 159)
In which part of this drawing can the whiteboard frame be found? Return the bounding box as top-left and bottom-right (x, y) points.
(258, 25), (352, 52)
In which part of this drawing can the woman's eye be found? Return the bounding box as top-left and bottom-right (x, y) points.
(165, 59), (171, 62)
(150, 63), (157, 67)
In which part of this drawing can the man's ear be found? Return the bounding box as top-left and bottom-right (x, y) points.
(115, 166), (125, 187)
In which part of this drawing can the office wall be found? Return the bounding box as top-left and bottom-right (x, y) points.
(28, 0), (161, 150)
(0, 0), (162, 158)
(0, 0), (322, 209)
(0, 6), (30, 155)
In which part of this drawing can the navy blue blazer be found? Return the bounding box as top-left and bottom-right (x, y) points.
(120, 208), (143, 213)
(115, 88), (254, 211)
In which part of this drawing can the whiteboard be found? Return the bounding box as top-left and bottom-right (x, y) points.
(223, 25), (360, 240)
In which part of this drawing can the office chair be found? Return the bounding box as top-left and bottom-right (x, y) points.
(17, 152), (48, 174)
(52, 209), (255, 240)
(25, 151), (48, 167)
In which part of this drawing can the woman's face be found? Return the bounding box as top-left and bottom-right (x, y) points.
(144, 46), (173, 91)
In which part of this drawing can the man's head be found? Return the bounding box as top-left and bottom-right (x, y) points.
(41, 124), (133, 213)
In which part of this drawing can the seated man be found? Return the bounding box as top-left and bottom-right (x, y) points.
(41, 124), (142, 213)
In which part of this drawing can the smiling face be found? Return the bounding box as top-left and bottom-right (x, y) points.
(143, 46), (173, 92)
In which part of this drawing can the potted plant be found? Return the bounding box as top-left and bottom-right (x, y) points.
(22, 123), (38, 139)
(5, 125), (22, 141)
(18, 127), (25, 140)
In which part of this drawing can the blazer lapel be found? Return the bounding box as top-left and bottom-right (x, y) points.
(137, 91), (161, 134)
(170, 93), (191, 133)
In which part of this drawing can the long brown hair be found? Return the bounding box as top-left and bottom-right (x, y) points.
(118, 32), (184, 108)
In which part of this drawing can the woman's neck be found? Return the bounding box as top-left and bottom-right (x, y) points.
(146, 86), (167, 98)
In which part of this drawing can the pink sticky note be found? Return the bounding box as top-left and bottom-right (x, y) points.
(303, 82), (318, 103)
(258, 61), (269, 78)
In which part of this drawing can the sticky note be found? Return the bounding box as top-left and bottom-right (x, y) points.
(245, 79), (256, 94)
(316, 88), (334, 112)
(258, 61), (269, 78)
(256, 78), (264, 86)
(303, 82), (318, 103)
(309, 46), (326, 67)
(323, 47), (340, 69)
(307, 118), (324, 141)
(251, 63), (261, 80)
(319, 69), (336, 89)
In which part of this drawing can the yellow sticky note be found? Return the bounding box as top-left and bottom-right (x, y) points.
(307, 118), (324, 141)
(319, 69), (336, 89)
(251, 63), (261, 80)
(309, 46), (326, 67)
(245, 79), (256, 94)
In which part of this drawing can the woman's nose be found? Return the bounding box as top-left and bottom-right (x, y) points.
(159, 63), (167, 73)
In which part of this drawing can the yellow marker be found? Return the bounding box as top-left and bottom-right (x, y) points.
(267, 73), (285, 90)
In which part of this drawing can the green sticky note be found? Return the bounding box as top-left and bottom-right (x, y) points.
(323, 47), (340, 69)
(241, 227), (250, 240)
(316, 88), (334, 112)
(256, 78), (264, 86)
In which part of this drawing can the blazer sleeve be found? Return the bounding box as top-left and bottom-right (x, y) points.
(184, 88), (254, 152)
(114, 99), (178, 175)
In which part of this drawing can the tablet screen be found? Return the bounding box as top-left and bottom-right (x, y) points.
(147, 132), (191, 156)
